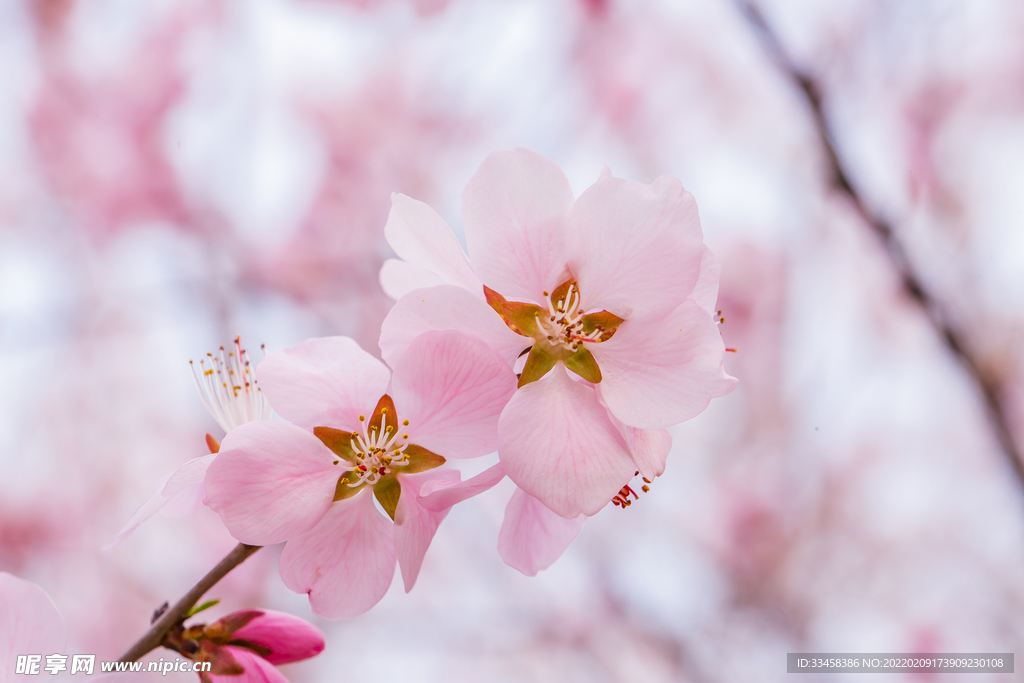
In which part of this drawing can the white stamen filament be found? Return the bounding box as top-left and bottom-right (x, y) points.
(347, 410), (411, 486)
(190, 336), (272, 433)
(535, 284), (604, 352)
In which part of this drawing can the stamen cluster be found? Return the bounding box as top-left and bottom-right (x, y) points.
(535, 283), (604, 353)
(347, 411), (411, 486)
(611, 471), (653, 509)
(190, 337), (271, 432)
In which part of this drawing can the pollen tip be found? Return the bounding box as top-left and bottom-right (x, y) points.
(402, 419), (409, 426)
(359, 415), (365, 421)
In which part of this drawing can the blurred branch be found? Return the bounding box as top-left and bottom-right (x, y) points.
(733, 1), (1024, 493)
(117, 543), (262, 663)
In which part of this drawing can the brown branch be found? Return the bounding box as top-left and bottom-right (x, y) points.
(734, 1), (1024, 489)
(118, 543), (262, 663)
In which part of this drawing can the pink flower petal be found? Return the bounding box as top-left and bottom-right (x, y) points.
(566, 176), (705, 320)
(393, 470), (460, 593)
(591, 298), (738, 430)
(230, 610), (325, 665)
(462, 148), (574, 302)
(498, 369), (635, 518)
(416, 463), (506, 512)
(379, 258), (447, 300)
(391, 331), (517, 459)
(596, 391), (674, 480)
(379, 285), (528, 369)
(689, 246), (722, 315)
(383, 192), (481, 295)
(622, 426), (672, 481)
(106, 454), (216, 549)
(204, 422), (339, 545)
(210, 646), (289, 683)
(0, 573), (66, 679)
(255, 336), (390, 431)
(279, 490), (396, 620)
(497, 488), (586, 576)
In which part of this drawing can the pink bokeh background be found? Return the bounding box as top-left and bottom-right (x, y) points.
(2, 0), (1024, 680)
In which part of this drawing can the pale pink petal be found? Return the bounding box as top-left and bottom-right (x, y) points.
(498, 369), (635, 517)
(106, 454), (216, 548)
(230, 610), (325, 665)
(393, 470), (460, 592)
(623, 426), (672, 480)
(417, 463), (506, 512)
(596, 392), (674, 480)
(383, 193), (481, 294)
(391, 330), (517, 459)
(279, 490), (396, 620)
(498, 488), (586, 576)
(591, 298), (738, 430)
(379, 258), (447, 300)
(92, 675), (154, 682)
(0, 573), (66, 682)
(204, 422), (339, 545)
(566, 176), (705, 320)
(689, 246), (722, 315)
(379, 285), (528, 369)
(210, 646), (288, 683)
(597, 164), (613, 181)
(255, 337), (390, 430)
(462, 148), (574, 302)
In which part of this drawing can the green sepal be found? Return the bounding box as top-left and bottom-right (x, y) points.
(373, 476), (401, 521)
(367, 394), (398, 441)
(198, 641), (244, 676)
(313, 427), (358, 463)
(186, 599), (220, 618)
(564, 347), (602, 383)
(216, 610), (261, 636)
(518, 345), (557, 388)
(549, 279), (576, 312)
(402, 444), (446, 473)
(483, 285), (507, 315)
(580, 310), (625, 341)
(333, 471), (364, 501)
(500, 301), (544, 337)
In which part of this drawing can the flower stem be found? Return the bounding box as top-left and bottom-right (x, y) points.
(117, 543), (262, 663)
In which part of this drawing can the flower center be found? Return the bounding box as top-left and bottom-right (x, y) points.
(535, 283), (606, 353)
(346, 411), (412, 486)
(484, 280), (626, 387)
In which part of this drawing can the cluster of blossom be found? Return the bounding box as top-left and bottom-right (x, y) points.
(5, 148), (734, 681)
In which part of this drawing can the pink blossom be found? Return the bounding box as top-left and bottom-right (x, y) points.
(0, 573), (65, 683)
(176, 609), (324, 683)
(109, 339), (272, 548)
(205, 331), (517, 618)
(379, 148), (736, 519)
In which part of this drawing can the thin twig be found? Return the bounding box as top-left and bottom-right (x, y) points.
(734, 1), (1024, 488)
(118, 543), (262, 663)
